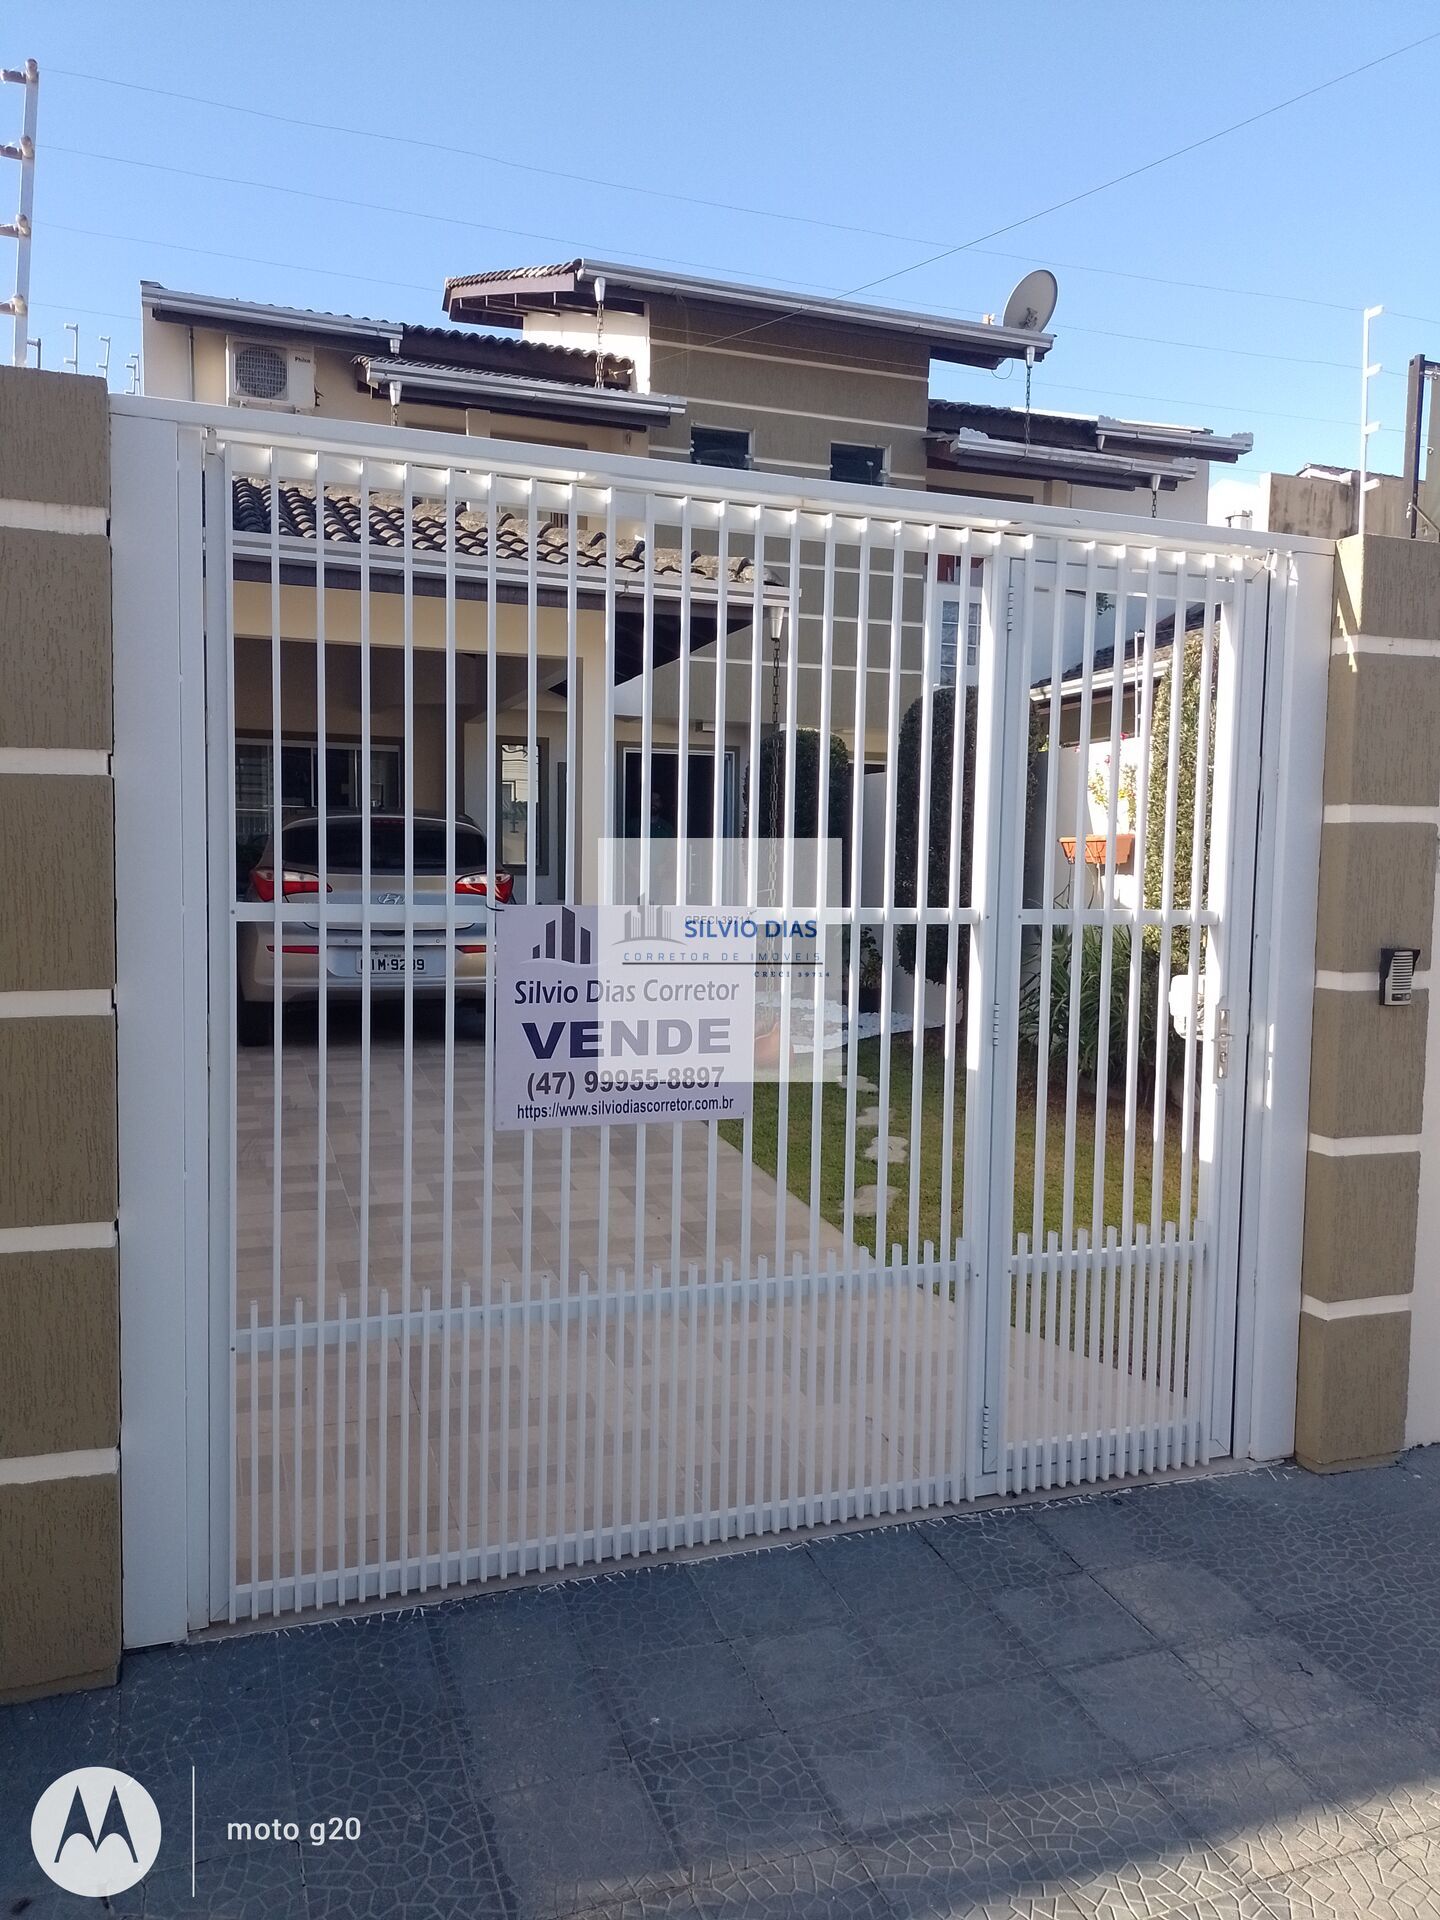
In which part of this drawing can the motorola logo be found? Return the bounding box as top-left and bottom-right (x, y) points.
(30, 1768), (162, 1897)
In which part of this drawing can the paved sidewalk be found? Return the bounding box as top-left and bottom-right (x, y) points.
(5, 1453), (1440, 1917)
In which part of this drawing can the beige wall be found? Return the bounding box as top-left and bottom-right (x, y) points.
(0, 369), (120, 1701)
(1298, 533), (1440, 1470)
(648, 297), (931, 485)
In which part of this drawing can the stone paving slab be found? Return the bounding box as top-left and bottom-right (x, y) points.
(4, 1453), (1440, 1916)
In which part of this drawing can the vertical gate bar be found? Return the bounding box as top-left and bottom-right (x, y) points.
(1064, 1230), (1086, 1486)
(785, 1252), (801, 1528)
(684, 1262), (700, 1546)
(573, 1267), (588, 1565)
(937, 530), (972, 1277)
(990, 534), (1036, 1498)
(595, 487), (618, 1563)
(841, 519), (873, 1255)
(1157, 1224), (1178, 1464)
(710, 507), (733, 1542)
(906, 525), (940, 1266)
(1148, 556), (1191, 1248)
(1030, 538), (1067, 1247)
(336, 1294), (347, 1603)
(247, 1300), (259, 1618)
(771, 511), (803, 1278)
(673, 495), (693, 1324)
(557, 479), (580, 1567)
(838, 1250), (854, 1516)
(808, 515), (838, 1281)
(719, 1258), (736, 1537)
(292, 1295), (304, 1611)
(702, 1260), (718, 1542)
(313, 452), (330, 1605)
(633, 497), (656, 1341)
(460, 1280), (472, 1578)
(706, 505), (731, 1382)
(1197, 554), (1266, 1466)
(1145, 555), (1190, 1469)
(1117, 549), (1160, 1477)
(805, 1247), (821, 1523)
(1172, 560), (1218, 1471)
(438, 469), (458, 1585)
(739, 513), (765, 1344)
(203, 434), (240, 1629)
(887, 1239), (904, 1510)
(419, 1300), (430, 1590)
(518, 483), (539, 1572)
(948, 537), (983, 1497)
(1086, 542), (1133, 1479)
(397, 463), (417, 1596)
(375, 1290), (387, 1599)
(1013, 1235), (1029, 1490)
(751, 1255), (768, 1536)
(611, 1255), (626, 1561)
(264, 444), (285, 1619)
(357, 458), (374, 1598)
(821, 1249), (838, 1522)
(481, 475), (499, 1578)
(874, 524), (906, 1297)
(917, 1241), (935, 1505)
(537, 1262), (551, 1568)
(1061, 542), (1100, 1254)
(1038, 1234), (1057, 1490)
(672, 495), (694, 1545)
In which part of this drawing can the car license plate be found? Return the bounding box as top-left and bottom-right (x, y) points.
(369, 950), (438, 976)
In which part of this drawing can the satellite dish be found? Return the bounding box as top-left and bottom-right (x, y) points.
(1002, 269), (1058, 333)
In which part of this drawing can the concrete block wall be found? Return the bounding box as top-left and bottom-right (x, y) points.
(1297, 533), (1440, 1470)
(0, 369), (120, 1698)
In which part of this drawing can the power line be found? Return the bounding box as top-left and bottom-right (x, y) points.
(46, 57), (1435, 323)
(50, 212), (1377, 379)
(692, 26), (1440, 356)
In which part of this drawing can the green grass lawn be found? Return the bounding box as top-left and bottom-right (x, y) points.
(721, 1032), (1185, 1257)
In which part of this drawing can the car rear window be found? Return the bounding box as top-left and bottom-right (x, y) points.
(282, 819), (489, 875)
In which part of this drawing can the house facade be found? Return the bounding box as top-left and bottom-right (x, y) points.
(140, 264), (1253, 909)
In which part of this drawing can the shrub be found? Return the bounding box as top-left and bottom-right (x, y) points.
(1017, 925), (1159, 1086)
(744, 729), (852, 848)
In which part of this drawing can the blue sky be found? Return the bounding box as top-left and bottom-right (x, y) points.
(7, 0), (1440, 475)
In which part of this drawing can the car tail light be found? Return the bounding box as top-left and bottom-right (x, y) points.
(456, 871), (514, 903)
(252, 868), (333, 902)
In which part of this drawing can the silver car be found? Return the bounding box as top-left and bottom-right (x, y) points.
(236, 812), (512, 1045)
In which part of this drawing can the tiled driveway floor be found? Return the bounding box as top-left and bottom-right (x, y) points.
(5, 1451), (1440, 1917)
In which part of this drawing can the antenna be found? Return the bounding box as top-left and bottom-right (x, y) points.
(1358, 305), (1383, 540)
(0, 59), (37, 368)
(97, 334), (111, 380)
(63, 320), (77, 373)
(125, 353), (140, 394)
(1001, 268), (1059, 335)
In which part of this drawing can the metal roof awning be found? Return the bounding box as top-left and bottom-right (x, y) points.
(932, 432), (1198, 492)
(142, 281), (405, 352)
(354, 356), (687, 426)
(444, 257), (1054, 369)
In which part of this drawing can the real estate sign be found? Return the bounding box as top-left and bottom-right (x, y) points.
(492, 904), (759, 1130)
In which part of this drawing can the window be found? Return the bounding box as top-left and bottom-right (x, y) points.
(690, 426), (751, 470)
(234, 738), (401, 885)
(830, 442), (886, 486)
(937, 558), (984, 686)
(497, 739), (548, 873)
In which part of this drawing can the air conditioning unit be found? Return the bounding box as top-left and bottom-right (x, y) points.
(226, 338), (317, 411)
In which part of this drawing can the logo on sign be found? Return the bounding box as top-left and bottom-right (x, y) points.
(30, 1768), (163, 1897)
(532, 907), (593, 965)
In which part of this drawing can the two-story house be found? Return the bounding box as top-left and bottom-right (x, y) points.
(139, 262), (1252, 906)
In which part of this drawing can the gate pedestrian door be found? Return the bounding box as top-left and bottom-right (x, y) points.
(117, 413), (1280, 1626)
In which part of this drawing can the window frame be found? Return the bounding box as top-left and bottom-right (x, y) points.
(690, 424), (752, 471)
(829, 441), (888, 486)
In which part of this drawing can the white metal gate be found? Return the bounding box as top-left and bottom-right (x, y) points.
(109, 401), (1328, 1636)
